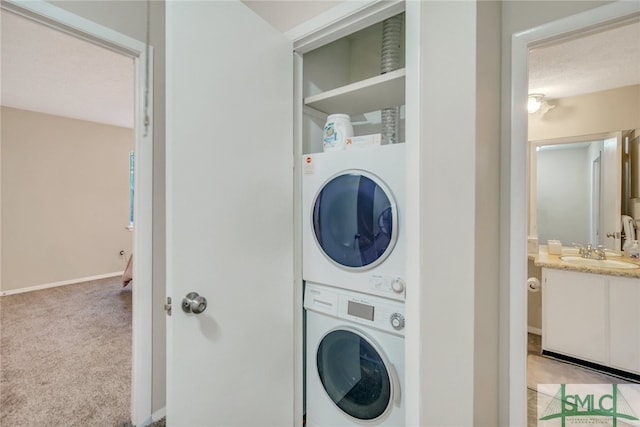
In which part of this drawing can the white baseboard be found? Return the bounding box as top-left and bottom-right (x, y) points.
(136, 407), (166, 427)
(137, 417), (153, 427)
(528, 326), (542, 336)
(152, 407), (166, 421)
(0, 271), (124, 296)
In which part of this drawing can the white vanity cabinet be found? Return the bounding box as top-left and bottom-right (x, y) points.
(542, 269), (608, 364)
(609, 276), (640, 373)
(542, 268), (640, 375)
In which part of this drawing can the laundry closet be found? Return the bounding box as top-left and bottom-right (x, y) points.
(296, 4), (407, 426)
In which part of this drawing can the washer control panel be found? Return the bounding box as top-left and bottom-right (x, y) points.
(305, 282), (405, 336)
(390, 313), (405, 330)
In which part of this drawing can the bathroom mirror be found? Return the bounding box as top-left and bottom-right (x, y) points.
(528, 132), (622, 250)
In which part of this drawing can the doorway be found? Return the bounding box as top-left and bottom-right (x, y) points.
(509, 2), (640, 425)
(0, 1), (153, 425)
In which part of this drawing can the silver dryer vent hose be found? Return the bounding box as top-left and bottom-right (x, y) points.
(381, 15), (402, 145)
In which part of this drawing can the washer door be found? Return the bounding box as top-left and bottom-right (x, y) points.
(312, 171), (397, 270)
(316, 329), (393, 421)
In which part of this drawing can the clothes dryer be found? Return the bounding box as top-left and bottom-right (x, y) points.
(302, 144), (405, 300)
(304, 282), (405, 427)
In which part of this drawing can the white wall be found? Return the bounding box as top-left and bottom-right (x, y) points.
(406, 1), (501, 425)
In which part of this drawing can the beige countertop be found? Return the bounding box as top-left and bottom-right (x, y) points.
(533, 245), (640, 279)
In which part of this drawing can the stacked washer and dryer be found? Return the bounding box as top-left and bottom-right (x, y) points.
(302, 143), (406, 427)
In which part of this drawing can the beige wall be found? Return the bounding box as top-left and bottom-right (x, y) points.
(529, 84), (640, 141)
(527, 85), (640, 331)
(1, 107), (132, 292)
(48, 0), (167, 414)
(527, 259), (542, 331)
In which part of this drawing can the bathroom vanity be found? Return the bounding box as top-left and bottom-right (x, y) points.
(536, 248), (640, 377)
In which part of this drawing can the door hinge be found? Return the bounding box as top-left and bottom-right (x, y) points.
(164, 297), (172, 316)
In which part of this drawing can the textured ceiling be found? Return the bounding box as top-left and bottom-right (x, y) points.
(1, 6), (638, 128)
(528, 19), (640, 100)
(1, 10), (134, 128)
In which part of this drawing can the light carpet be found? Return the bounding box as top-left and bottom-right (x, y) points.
(0, 277), (132, 426)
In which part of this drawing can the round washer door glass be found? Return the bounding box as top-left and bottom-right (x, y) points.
(316, 329), (392, 420)
(312, 172), (397, 269)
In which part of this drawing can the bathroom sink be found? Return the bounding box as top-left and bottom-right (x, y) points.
(560, 248), (622, 257)
(559, 256), (640, 270)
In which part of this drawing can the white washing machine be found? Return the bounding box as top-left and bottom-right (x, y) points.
(304, 282), (405, 427)
(302, 144), (406, 300)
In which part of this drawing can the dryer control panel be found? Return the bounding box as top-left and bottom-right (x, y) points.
(304, 282), (405, 336)
(369, 274), (405, 297)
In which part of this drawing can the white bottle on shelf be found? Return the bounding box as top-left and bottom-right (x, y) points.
(322, 114), (353, 152)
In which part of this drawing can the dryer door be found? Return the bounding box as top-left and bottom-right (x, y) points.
(316, 328), (396, 421)
(312, 171), (398, 270)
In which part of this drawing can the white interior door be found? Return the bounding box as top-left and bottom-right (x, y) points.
(166, 1), (294, 425)
(602, 132), (622, 250)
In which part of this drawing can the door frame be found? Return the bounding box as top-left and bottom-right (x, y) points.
(507, 2), (640, 425)
(0, 1), (154, 425)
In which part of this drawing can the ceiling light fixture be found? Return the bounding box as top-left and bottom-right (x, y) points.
(527, 94), (544, 113)
(528, 93), (555, 115)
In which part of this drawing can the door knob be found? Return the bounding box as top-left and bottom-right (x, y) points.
(182, 292), (207, 314)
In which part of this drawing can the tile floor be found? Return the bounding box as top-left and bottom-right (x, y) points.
(527, 333), (639, 426)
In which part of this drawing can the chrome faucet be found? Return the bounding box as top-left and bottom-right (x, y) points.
(574, 243), (607, 259)
(593, 245), (607, 260)
(572, 243), (589, 257)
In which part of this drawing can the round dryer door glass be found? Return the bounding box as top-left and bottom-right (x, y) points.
(316, 329), (392, 420)
(312, 172), (397, 269)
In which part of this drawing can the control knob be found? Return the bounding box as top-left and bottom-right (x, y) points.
(390, 313), (405, 330)
(391, 278), (405, 293)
